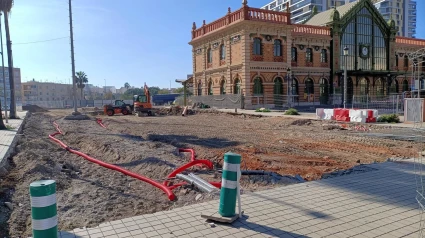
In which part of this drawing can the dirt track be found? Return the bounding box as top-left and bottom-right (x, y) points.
(0, 109), (420, 237)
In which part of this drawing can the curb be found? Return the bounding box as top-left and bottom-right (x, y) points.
(0, 111), (29, 176)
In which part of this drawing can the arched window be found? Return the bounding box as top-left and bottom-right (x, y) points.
(390, 79), (398, 94)
(291, 78), (299, 96)
(306, 48), (313, 63)
(402, 79), (409, 92)
(404, 55), (408, 68)
(233, 78), (241, 94)
(319, 78), (329, 104)
(253, 38), (262, 55)
(253, 77), (263, 95)
(340, 7), (387, 71)
(291, 47), (297, 62)
(321, 49), (327, 63)
(395, 54), (399, 67)
(220, 44), (226, 60)
(359, 77), (369, 95)
(197, 81), (202, 96)
(305, 78), (314, 95)
(423, 57), (425, 71)
(376, 78), (384, 97)
(207, 48), (212, 63)
(208, 81), (213, 95)
(273, 40), (282, 57)
(220, 80), (226, 95)
(274, 77), (283, 95)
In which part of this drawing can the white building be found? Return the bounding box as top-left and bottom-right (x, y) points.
(103, 86), (117, 94)
(261, 0), (416, 37)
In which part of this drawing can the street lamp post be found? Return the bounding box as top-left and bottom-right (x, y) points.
(343, 46), (349, 109)
(0, 13), (7, 123)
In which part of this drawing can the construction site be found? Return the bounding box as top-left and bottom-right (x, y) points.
(0, 106), (420, 237)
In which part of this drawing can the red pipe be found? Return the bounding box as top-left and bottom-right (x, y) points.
(178, 148), (195, 162)
(163, 159), (213, 187)
(49, 122), (176, 201)
(178, 148), (204, 168)
(96, 118), (107, 128)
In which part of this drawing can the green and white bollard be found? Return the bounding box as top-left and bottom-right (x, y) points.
(219, 152), (241, 217)
(30, 180), (58, 238)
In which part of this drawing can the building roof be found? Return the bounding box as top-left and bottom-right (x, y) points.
(305, 1), (359, 26)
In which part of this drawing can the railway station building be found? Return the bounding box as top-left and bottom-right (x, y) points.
(188, 0), (425, 109)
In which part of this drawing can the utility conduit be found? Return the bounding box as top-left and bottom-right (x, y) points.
(92, 121), (217, 191)
(167, 181), (222, 191)
(96, 118), (107, 128)
(48, 122), (176, 201)
(163, 160), (213, 187)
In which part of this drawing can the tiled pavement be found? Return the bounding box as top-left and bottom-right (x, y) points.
(0, 111), (27, 174)
(58, 159), (422, 238)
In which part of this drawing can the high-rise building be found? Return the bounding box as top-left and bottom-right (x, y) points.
(261, 0), (416, 37)
(374, 0), (416, 38)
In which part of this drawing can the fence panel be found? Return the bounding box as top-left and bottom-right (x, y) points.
(351, 94), (404, 115)
(404, 98), (424, 123)
(188, 94), (243, 109)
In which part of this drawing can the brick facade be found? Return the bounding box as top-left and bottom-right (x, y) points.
(189, 1), (425, 109)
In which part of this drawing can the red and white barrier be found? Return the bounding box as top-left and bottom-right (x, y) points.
(316, 108), (378, 123)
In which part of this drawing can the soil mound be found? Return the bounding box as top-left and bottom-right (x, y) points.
(22, 104), (49, 112)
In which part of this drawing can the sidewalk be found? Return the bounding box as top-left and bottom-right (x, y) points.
(0, 111), (28, 175)
(61, 160), (420, 238)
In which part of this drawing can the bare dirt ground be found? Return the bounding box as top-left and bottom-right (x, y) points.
(0, 109), (420, 237)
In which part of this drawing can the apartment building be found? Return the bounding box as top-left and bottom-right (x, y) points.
(0, 67), (22, 107)
(21, 80), (73, 103)
(261, 0), (416, 37)
(374, 0), (416, 37)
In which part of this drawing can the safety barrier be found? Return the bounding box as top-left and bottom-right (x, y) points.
(316, 108), (378, 123)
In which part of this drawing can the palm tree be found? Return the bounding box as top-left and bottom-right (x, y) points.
(75, 71), (88, 99)
(124, 82), (130, 90)
(0, 0), (16, 119)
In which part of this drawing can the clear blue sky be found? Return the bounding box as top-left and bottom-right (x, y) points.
(6, 0), (425, 89)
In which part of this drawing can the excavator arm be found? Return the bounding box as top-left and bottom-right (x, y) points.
(144, 83), (150, 103)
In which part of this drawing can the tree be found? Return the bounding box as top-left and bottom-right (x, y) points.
(0, 0), (16, 119)
(75, 71), (88, 99)
(104, 91), (113, 100)
(124, 82), (130, 90)
(175, 87), (193, 96)
(148, 86), (160, 95)
(121, 88), (144, 100)
(158, 89), (170, 94)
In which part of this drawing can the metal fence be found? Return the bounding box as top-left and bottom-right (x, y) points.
(175, 93), (408, 113)
(175, 94), (243, 109)
(23, 100), (134, 109)
(350, 94), (404, 115)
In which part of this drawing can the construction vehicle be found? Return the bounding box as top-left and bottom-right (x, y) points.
(133, 83), (155, 116)
(104, 100), (133, 116)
